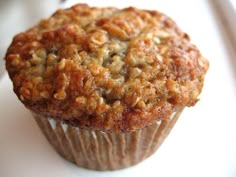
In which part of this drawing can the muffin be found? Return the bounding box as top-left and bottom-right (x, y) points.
(5, 4), (209, 170)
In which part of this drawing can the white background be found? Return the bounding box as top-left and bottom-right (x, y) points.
(0, 0), (236, 177)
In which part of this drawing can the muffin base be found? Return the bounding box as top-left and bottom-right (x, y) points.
(32, 108), (183, 171)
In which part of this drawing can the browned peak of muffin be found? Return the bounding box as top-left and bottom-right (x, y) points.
(5, 4), (209, 131)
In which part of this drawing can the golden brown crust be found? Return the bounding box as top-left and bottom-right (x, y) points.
(5, 4), (209, 131)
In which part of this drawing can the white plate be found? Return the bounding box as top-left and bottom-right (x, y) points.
(1, 1), (236, 177)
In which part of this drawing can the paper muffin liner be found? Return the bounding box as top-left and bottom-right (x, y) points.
(32, 107), (183, 171)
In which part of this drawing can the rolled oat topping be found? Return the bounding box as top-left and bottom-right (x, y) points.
(5, 4), (209, 131)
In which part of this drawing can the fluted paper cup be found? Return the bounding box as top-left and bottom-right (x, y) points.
(32, 107), (183, 171)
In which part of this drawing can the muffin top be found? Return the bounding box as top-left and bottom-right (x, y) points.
(5, 4), (208, 131)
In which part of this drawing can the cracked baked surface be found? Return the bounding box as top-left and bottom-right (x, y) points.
(5, 4), (209, 131)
